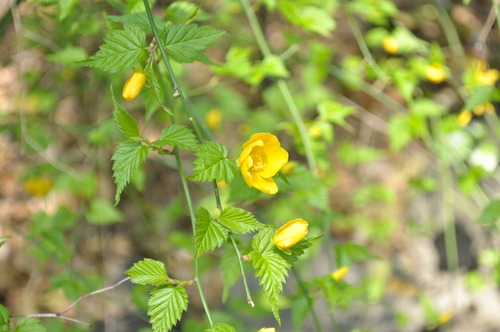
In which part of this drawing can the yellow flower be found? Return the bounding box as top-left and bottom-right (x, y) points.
(205, 108), (222, 130)
(425, 64), (446, 84)
(281, 161), (295, 175)
(122, 71), (147, 101)
(438, 311), (453, 324)
(473, 102), (495, 116)
(331, 266), (350, 282)
(383, 36), (398, 55)
(238, 133), (289, 194)
(310, 125), (322, 137)
(457, 110), (472, 126)
(257, 329), (276, 332)
(474, 61), (499, 86)
(273, 219), (308, 250)
(24, 177), (53, 197)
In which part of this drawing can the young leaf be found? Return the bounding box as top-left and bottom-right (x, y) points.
(335, 243), (376, 267)
(148, 286), (188, 332)
(476, 200), (500, 230)
(125, 258), (169, 286)
(464, 85), (495, 111)
(14, 318), (46, 332)
(112, 140), (150, 204)
(249, 227), (291, 325)
(111, 90), (141, 138)
(86, 199), (123, 225)
(283, 234), (323, 264)
(80, 25), (146, 73)
(220, 246), (241, 303)
(217, 206), (264, 234)
(155, 124), (199, 151)
(204, 323), (237, 332)
(188, 141), (239, 183)
(161, 23), (225, 64)
(194, 207), (230, 259)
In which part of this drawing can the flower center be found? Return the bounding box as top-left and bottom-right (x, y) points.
(249, 147), (267, 172)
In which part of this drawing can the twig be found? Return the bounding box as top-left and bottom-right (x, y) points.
(475, 4), (497, 53)
(26, 277), (131, 326)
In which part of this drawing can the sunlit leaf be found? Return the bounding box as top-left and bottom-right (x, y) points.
(125, 259), (169, 286)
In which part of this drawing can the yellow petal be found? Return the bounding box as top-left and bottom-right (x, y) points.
(259, 147), (289, 178)
(252, 175), (278, 194)
(331, 266), (350, 282)
(243, 133), (280, 155)
(274, 219), (308, 249)
(238, 140), (263, 167)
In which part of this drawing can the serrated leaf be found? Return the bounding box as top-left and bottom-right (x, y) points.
(204, 323), (237, 332)
(477, 200), (500, 230)
(315, 276), (363, 309)
(111, 89), (141, 138)
(80, 25), (146, 73)
(112, 140), (150, 204)
(161, 23), (225, 64)
(86, 199), (123, 225)
(261, 55), (290, 78)
(188, 141), (239, 183)
(108, 12), (166, 34)
(194, 207), (230, 259)
(249, 227), (291, 325)
(335, 243), (376, 267)
(155, 124), (199, 151)
(464, 85), (495, 111)
(125, 258), (169, 285)
(283, 234), (323, 264)
(0, 305), (9, 327)
(148, 286), (188, 332)
(14, 318), (46, 332)
(220, 246), (241, 303)
(148, 70), (173, 116)
(217, 207), (264, 234)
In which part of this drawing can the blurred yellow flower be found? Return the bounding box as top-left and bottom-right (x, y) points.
(281, 161), (295, 175)
(425, 63), (446, 84)
(122, 71), (147, 101)
(24, 177), (53, 197)
(457, 110), (472, 126)
(273, 219), (308, 250)
(238, 133), (288, 194)
(257, 329), (276, 332)
(383, 36), (398, 55)
(474, 61), (499, 86)
(438, 311), (453, 324)
(310, 125), (322, 137)
(205, 108), (222, 130)
(331, 266), (350, 282)
(473, 102), (495, 116)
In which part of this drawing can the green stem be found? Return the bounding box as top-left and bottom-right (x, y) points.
(143, 2), (213, 325)
(291, 267), (323, 332)
(229, 235), (254, 307)
(434, 2), (466, 68)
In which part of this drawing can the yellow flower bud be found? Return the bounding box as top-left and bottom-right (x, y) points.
(24, 177), (53, 197)
(457, 110), (472, 127)
(473, 102), (495, 116)
(474, 61), (499, 86)
(383, 36), (398, 55)
(425, 64), (446, 84)
(205, 108), (222, 130)
(331, 266), (350, 282)
(257, 328), (276, 332)
(122, 71), (147, 101)
(281, 161), (295, 175)
(438, 311), (453, 324)
(273, 219), (308, 250)
(310, 125), (322, 137)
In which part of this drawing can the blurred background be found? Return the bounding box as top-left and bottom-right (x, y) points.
(2, 0), (500, 331)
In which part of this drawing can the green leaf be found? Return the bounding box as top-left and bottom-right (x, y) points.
(283, 234), (323, 264)
(204, 323), (237, 332)
(148, 286), (188, 332)
(148, 70), (173, 116)
(194, 207), (230, 259)
(0, 236), (11, 249)
(220, 246), (241, 303)
(388, 114), (412, 152)
(45, 46), (88, 66)
(477, 200), (500, 230)
(155, 124), (199, 151)
(188, 141), (239, 183)
(80, 25), (146, 73)
(108, 13), (166, 34)
(315, 276), (363, 309)
(261, 55), (290, 78)
(291, 294), (310, 332)
(14, 318), (46, 332)
(317, 100), (356, 128)
(125, 258), (169, 285)
(335, 243), (376, 267)
(464, 85), (495, 111)
(111, 89), (141, 138)
(278, 1), (335, 36)
(112, 140), (150, 204)
(217, 207), (264, 234)
(411, 98), (446, 118)
(249, 227), (291, 325)
(161, 23), (225, 64)
(86, 199), (123, 225)
(0, 305), (10, 328)
(58, 0), (81, 20)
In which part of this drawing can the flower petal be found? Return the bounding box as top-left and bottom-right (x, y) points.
(252, 175), (278, 194)
(238, 140), (263, 167)
(259, 147), (289, 178)
(243, 133), (280, 155)
(240, 155), (254, 187)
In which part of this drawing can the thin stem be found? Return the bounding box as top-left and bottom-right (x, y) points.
(143, 1), (213, 324)
(229, 235), (254, 307)
(291, 267), (323, 332)
(240, 0), (271, 57)
(434, 1), (466, 68)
